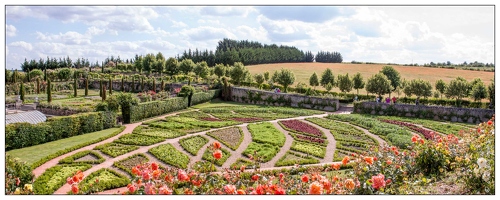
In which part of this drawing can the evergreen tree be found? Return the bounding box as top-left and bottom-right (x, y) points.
(99, 79), (103, 97)
(19, 83), (25, 102)
(85, 78), (89, 96)
(36, 78), (40, 94)
(73, 74), (78, 97)
(102, 85), (107, 101)
(47, 78), (52, 103)
(107, 77), (112, 95)
(141, 77), (144, 92)
(161, 79), (165, 92)
(121, 76), (125, 92)
(153, 78), (156, 92)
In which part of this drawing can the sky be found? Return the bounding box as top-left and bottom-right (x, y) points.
(3, 2), (496, 70)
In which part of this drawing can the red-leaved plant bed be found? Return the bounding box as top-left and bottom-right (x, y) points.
(380, 119), (436, 140)
(294, 134), (325, 144)
(201, 117), (222, 121)
(281, 120), (323, 137)
(230, 118), (263, 123)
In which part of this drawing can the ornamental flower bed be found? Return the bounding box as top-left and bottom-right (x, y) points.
(58, 150), (105, 165)
(289, 133), (327, 146)
(113, 154), (150, 176)
(380, 119), (436, 140)
(201, 117), (222, 121)
(94, 142), (139, 158)
(206, 127), (244, 150)
(290, 141), (326, 158)
(230, 117), (264, 123)
(280, 120), (324, 138)
(33, 164), (92, 194)
(179, 136), (209, 156)
(114, 133), (165, 146)
(149, 144), (190, 169)
(73, 168), (130, 193)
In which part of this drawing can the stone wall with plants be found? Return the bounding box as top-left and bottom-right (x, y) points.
(5, 111), (117, 150)
(353, 101), (494, 124)
(231, 87), (339, 111)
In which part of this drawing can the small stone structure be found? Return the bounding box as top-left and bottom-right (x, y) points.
(354, 101), (494, 124)
(230, 87), (339, 111)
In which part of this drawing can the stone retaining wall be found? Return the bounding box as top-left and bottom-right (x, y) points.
(353, 101), (494, 124)
(230, 87), (339, 111)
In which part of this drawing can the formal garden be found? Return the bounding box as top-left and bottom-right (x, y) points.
(4, 54), (495, 195)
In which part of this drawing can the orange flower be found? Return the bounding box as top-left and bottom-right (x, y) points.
(342, 156), (350, 165)
(127, 184), (136, 193)
(224, 184), (236, 194)
(252, 174), (259, 181)
(279, 173), (284, 180)
(364, 157), (374, 165)
(151, 162), (159, 171)
(411, 135), (419, 143)
(488, 120), (493, 126)
(142, 172), (150, 180)
(152, 170), (161, 179)
(177, 169), (189, 181)
(332, 176), (339, 182)
(159, 186), (172, 195)
(344, 179), (355, 190)
(390, 146), (397, 152)
(386, 160), (392, 165)
(394, 150), (399, 156)
(240, 165), (246, 172)
(72, 175), (79, 183)
(66, 177), (74, 185)
(184, 188), (193, 195)
(71, 184), (79, 194)
(301, 174), (309, 183)
(213, 141), (221, 149)
(274, 187), (285, 195)
(95, 178), (99, 183)
(164, 175), (173, 182)
(132, 166), (141, 176)
(213, 150), (222, 160)
(191, 180), (202, 187)
(331, 163), (341, 170)
(237, 189), (246, 195)
(308, 181), (323, 194)
(371, 174), (386, 190)
(419, 138), (425, 144)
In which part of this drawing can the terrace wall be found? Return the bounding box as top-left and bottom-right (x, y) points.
(230, 87), (340, 112)
(353, 101), (494, 124)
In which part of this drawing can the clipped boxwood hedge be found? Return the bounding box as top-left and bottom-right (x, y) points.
(149, 144), (190, 169)
(33, 164), (92, 195)
(113, 153), (149, 177)
(76, 168), (130, 193)
(129, 97), (188, 122)
(58, 150), (105, 165)
(31, 126), (125, 169)
(6, 111), (117, 151)
(94, 142), (139, 158)
(191, 89), (221, 105)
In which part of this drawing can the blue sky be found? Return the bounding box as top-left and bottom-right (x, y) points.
(4, 3), (495, 70)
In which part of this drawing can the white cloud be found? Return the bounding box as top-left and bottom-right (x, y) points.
(235, 25), (269, 43)
(171, 20), (188, 28)
(9, 41), (33, 51)
(36, 31), (91, 45)
(6, 6), (159, 33)
(200, 6), (256, 17)
(181, 26), (237, 41)
(6, 24), (17, 37)
(86, 26), (105, 36)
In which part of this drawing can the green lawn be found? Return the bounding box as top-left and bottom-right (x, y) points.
(6, 127), (121, 165)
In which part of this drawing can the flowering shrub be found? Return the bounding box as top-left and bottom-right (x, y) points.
(5, 155), (34, 195)
(456, 116), (495, 194)
(413, 133), (458, 177)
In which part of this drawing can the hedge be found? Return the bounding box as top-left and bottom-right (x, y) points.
(129, 97), (188, 122)
(191, 89), (221, 105)
(33, 164), (92, 194)
(30, 126), (125, 169)
(58, 150), (105, 165)
(6, 111), (117, 151)
(128, 90), (220, 122)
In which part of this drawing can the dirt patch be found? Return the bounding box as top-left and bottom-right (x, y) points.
(74, 154), (99, 162)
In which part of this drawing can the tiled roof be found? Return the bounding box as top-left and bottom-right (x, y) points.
(5, 110), (47, 125)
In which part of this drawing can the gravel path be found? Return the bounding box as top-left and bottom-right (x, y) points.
(299, 119), (336, 163)
(43, 107), (363, 194)
(221, 126), (252, 169)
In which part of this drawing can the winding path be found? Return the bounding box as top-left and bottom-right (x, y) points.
(34, 106), (365, 194)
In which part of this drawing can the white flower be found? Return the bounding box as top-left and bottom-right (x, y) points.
(482, 171), (491, 182)
(477, 158), (488, 168)
(473, 168), (480, 176)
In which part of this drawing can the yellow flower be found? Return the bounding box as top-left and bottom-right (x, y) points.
(14, 188), (21, 194)
(24, 184), (33, 192)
